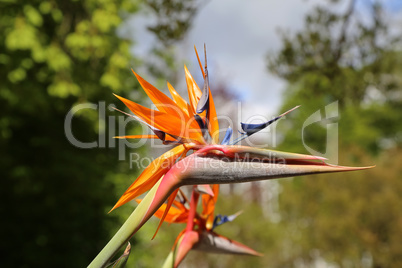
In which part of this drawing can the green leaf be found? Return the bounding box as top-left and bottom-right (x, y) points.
(24, 5), (43, 26)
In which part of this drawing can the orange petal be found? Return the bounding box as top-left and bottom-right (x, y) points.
(136, 199), (182, 222)
(110, 145), (186, 212)
(113, 134), (177, 142)
(154, 200), (188, 223)
(184, 65), (202, 115)
(167, 82), (190, 117)
(132, 70), (183, 116)
(202, 184), (220, 230)
(207, 89), (219, 144)
(152, 188), (179, 239)
(110, 169), (167, 212)
(126, 145), (185, 192)
(114, 134), (159, 139)
(114, 94), (203, 142)
(194, 45), (205, 77)
(194, 46), (220, 143)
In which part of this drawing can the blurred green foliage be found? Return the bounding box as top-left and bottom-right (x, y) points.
(146, 0), (199, 47)
(268, 0), (402, 155)
(143, 0), (204, 85)
(1, 0), (146, 267)
(262, 0), (401, 267)
(0, 0), (201, 267)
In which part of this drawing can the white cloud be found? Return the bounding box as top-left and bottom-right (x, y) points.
(127, 1), (322, 118)
(127, 0), (400, 120)
(180, 0), (322, 118)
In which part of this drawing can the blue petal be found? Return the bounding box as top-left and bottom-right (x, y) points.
(240, 106), (300, 136)
(240, 116), (282, 136)
(221, 127), (233, 145)
(212, 211), (242, 229)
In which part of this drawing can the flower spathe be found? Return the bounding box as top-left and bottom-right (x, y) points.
(139, 185), (260, 267)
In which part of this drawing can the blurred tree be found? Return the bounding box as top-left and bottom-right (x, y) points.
(0, 1), (143, 267)
(146, 0), (199, 46)
(142, 0), (205, 84)
(263, 0), (402, 267)
(0, 0), (201, 267)
(275, 147), (402, 268)
(268, 0), (402, 154)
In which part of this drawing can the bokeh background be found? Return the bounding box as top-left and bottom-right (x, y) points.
(1, 0), (401, 267)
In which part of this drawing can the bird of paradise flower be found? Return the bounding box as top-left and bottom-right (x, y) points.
(88, 46), (373, 268)
(136, 186), (259, 267)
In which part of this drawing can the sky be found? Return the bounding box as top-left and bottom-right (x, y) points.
(129, 0), (402, 122)
(180, 0), (322, 119)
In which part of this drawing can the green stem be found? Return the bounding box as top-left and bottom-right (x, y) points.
(88, 180), (162, 268)
(161, 249), (175, 268)
(161, 235), (183, 268)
